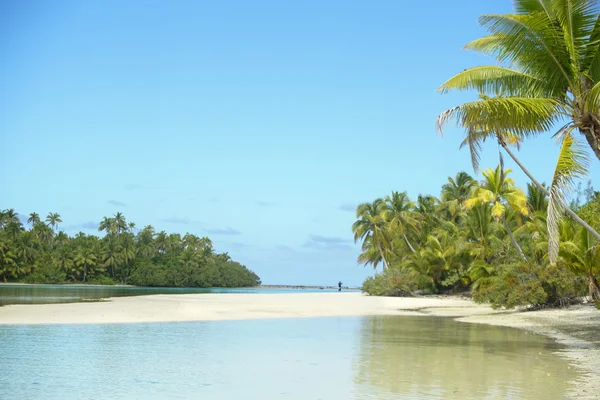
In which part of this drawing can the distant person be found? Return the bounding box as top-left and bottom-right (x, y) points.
(338, 281), (343, 292)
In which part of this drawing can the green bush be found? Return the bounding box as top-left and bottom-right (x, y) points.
(472, 262), (587, 309)
(86, 275), (117, 285)
(22, 265), (66, 284)
(362, 268), (422, 296)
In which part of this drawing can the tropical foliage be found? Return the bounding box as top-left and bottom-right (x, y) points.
(356, 170), (599, 308)
(437, 0), (600, 264)
(0, 210), (260, 287)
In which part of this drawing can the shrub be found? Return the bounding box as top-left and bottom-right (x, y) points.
(472, 262), (587, 309)
(22, 265), (66, 284)
(86, 275), (117, 285)
(362, 268), (421, 296)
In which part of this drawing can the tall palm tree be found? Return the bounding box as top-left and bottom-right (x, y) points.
(98, 216), (115, 236)
(466, 166), (530, 259)
(436, 1), (600, 260)
(45, 212), (62, 231)
(114, 212), (127, 234)
(383, 191), (418, 254)
(102, 241), (122, 278)
(74, 249), (97, 282)
(352, 199), (391, 269)
(27, 212), (40, 226)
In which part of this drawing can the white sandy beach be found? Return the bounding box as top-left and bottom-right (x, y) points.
(1, 292), (598, 398)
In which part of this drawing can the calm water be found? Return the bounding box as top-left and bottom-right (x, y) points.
(0, 316), (577, 399)
(0, 284), (354, 306)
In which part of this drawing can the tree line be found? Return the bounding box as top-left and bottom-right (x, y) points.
(355, 169), (600, 309)
(0, 211), (261, 288)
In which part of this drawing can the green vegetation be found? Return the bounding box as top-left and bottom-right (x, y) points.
(355, 170), (598, 309)
(356, 0), (600, 309)
(437, 0), (600, 266)
(0, 211), (261, 288)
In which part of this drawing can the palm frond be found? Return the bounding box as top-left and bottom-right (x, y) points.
(547, 131), (590, 262)
(436, 97), (563, 138)
(438, 66), (542, 96)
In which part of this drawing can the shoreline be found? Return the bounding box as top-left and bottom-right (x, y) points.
(0, 292), (598, 398)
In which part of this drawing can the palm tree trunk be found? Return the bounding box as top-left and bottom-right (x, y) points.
(500, 142), (600, 241)
(378, 247), (388, 270)
(502, 215), (526, 260)
(588, 273), (600, 302)
(579, 126), (600, 162)
(402, 233), (417, 254)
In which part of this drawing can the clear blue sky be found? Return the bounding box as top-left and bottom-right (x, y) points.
(2, 0), (599, 286)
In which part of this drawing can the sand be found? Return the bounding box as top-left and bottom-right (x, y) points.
(1, 292), (598, 398)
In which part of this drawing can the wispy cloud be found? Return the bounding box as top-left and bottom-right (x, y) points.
(124, 184), (142, 191)
(338, 203), (357, 212)
(304, 234), (353, 251)
(204, 227), (241, 235)
(207, 197), (220, 203)
(108, 200), (127, 207)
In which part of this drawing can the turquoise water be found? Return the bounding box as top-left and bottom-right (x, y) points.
(0, 316), (576, 399)
(0, 284), (355, 306)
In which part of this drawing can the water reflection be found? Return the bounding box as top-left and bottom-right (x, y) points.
(354, 316), (576, 399)
(0, 316), (577, 400)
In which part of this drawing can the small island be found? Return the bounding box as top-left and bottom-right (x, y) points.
(0, 210), (261, 288)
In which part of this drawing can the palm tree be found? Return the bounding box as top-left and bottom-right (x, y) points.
(352, 199), (391, 269)
(558, 224), (600, 301)
(437, 1), (600, 160)
(382, 191), (418, 254)
(114, 212), (127, 234)
(155, 231), (168, 254)
(128, 222), (136, 233)
(436, 2), (600, 260)
(98, 216), (115, 236)
(74, 249), (97, 282)
(441, 172), (476, 216)
(527, 183), (548, 214)
(45, 212), (62, 231)
(102, 241), (122, 278)
(466, 166), (530, 259)
(54, 247), (74, 274)
(27, 212), (40, 226)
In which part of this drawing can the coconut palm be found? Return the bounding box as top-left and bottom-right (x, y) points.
(114, 212), (127, 234)
(98, 216), (115, 236)
(353, 199), (391, 269)
(382, 191), (418, 254)
(441, 172), (476, 216)
(558, 225), (600, 301)
(102, 241), (122, 278)
(27, 212), (40, 226)
(437, 1), (600, 160)
(527, 182), (548, 213)
(45, 212), (62, 231)
(74, 248), (97, 282)
(466, 166), (530, 259)
(436, 1), (600, 259)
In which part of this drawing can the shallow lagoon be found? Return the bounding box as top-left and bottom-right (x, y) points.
(0, 315), (576, 399)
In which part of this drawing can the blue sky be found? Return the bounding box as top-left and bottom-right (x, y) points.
(2, 0), (599, 286)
